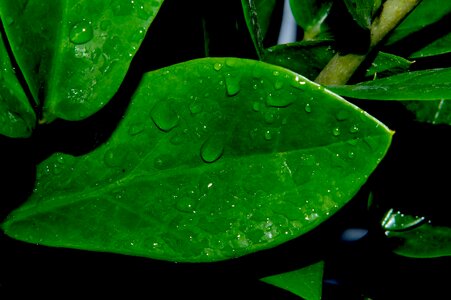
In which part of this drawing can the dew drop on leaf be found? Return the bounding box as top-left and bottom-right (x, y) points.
(335, 110), (349, 121)
(266, 93), (293, 107)
(349, 124), (359, 133)
(150, 101), (179, 132)
(332, 127), (341, 136)
(189, 101), (203, 114)
(128, 122), (145, 136)
(252, 101), (261, 112)
(264, 130), (273, 140)
(213, 63), (223, 71)
(176, 198), (196, 213)
(304, 103), (312, 113)
(69, 21), (94, 44)
(200, 135), (224, 163)
(264, 112), (275, 124)
(225, 76), (241, 96)
(103, 149), (124, 167)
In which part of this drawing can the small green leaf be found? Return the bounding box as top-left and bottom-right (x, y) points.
(2, 58), (392, 262)
(410, 32), (451, 58)
(263, 41), (336, 80)
(404, 99), (451, 125)
(260, 260), (324, 300)
(0, 30), (35, 138)
(0, 0), (164, 122)
(365, 52), (413, 78)
(344, 0), (380, 29)
(289, 0), (333, 40)
(328, 68), (451, 100)
(385, 0), (451, 45)
(383, 209), (451, 258)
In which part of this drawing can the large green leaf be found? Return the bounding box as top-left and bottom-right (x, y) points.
(328, 68), (451, 100)
(260, 260), (324, 299)
(383, 209), (451, 258)
(2, 58), (392, 262)
(385, 0), (451, 45)
(289, 0), (332, 40)
(0, 0), (163, 122)
(263, 41), (336, 80)
(0, 30), (35, 138)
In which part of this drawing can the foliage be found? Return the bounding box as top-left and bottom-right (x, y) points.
(1, 0), (450, 298)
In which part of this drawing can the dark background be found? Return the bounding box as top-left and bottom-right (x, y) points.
(1, 1), (451, 298)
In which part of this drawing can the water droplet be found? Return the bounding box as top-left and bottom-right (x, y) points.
(176, 198), (196, 213)
(189, 101), (203, 114)
(304, 103), (312, 113)
(349, 124), (359, 133)
(128, 122), (145, 136)
(200, 135), (224, 163)
(150, 101), (179, 132)
(213, 63), (223, 71)
(69, 21), (94, 44)
(348, 151), (355, 159)
(225, 77), (241, 96)
(225, 58), (237, 67)
(274, 80), (284, 90)
(332, 127), (341, 136)
(131, 27), (146, 43)
(264, 112), (275, 124)
(252, 101), (261, 112)
(264, 130), (272, 140)
(112, 0), (134, 16)
(266, 93), (293, 107)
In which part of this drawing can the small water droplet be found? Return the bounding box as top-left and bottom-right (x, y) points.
(112, 0), (134, 16)
(103, 149), (125, 167)
(304, 103), (312, 113)
(348, 151), (355, 159)
(349, 124), (359, 133)
(131, 27), (146, 43)
(266, 93), (293, 107)
(150, 101), (179, 132)
(189, 101), (203, 114)
(213, 63), (223, 71)
(252, 101), (261, 112)
(264, 112), (275, 124)
(69, 21), (94, 44)
(274, 80), (284, 90)
(200, 135), (224, 163)
(176, 198), (196, 213)
(332, 127), (341, 136)
(225, 77), (241, 96)
(264, 130), (272, 140)
(335, 110), (349, 121)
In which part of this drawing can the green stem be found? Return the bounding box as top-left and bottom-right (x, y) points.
(315, 0), (422, 85)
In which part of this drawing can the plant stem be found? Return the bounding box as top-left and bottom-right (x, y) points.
(315, 0), (422, 85)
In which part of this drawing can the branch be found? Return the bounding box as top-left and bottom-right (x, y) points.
(315, 0), (422, 86)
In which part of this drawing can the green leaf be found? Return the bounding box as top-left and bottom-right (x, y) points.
(383, 209), (451, 258)
(328, 68), (451, 100)
(344, 0), (381, 29)
(365, 52), (413, 78)
(289, 0), (333, 40)
(2, 57), (392, 262)
(410, 32), (451, 58)
(0, 0), (164, 122)
(241, 0), (276, 58)
(385, 0), (451, 45)
(263, 41), (336, 80)
(0, 30), (35, 138)
(260, 260), (324, 300)
(404, 99), (451, 125)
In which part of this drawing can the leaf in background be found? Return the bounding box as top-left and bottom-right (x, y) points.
(365, 51), (413, 78)
(385, 0), (451, 45)
(2, 58), (392, 262)
(0, 30), (35, 138)
(0, 0), (164, 122)
(344, 0), (381, 29)
(241, 0), (277, 58)
(404, 99), (451, 125)
(410, 32), (451, 58)
(260, 260), (324, 300)
(289, 0), (333, 40)
(328, 68), (451, 100)
(263, 40), (336, 80)
(383, 209), (451, 258)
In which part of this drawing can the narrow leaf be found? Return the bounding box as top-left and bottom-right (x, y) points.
(404, 99), (451, 125)
(0, 0), (164, 122)
(328, 68), (451, 100)
(365, 52), (413, 78)
(289, 0), (333, 40)
(410, 32), (451, 58)
(263, 41), (336, 80)
(0, 30), (35, 138)
(2, 58), (392, 262)
(385, 0), (451, 45)
(260, 260), (324, 300)
(344, 0), (380, 29)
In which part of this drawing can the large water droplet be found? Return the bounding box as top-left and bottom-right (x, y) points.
(200, 135), (224, 163)
(213, 63), (223, 71)
(150, 101), (179, 132)
(225, 76), (241, 96)
(266, 93), (293, 107)
(69, 21), (94, 44)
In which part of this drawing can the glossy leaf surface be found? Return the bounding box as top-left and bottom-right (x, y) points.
(289, 0), (332, 40)
(0, 30), (35, 138)
(365, 52), (413, 78)
(328, 68), (451, 100)
(385, 0), (451, 45)
(263, 41), (335, 80)
(410, 32), (451, 58)
(344, 0), (381, 29)
(0, 0), (163, 122)
(241, 0), (267, 58)
(260, 260), (324, 299)
(2, 58), (392, 262)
